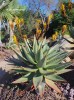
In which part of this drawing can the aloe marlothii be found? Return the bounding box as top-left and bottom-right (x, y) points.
(11, 36), (72, 96)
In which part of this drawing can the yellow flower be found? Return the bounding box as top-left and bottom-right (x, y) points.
(52, 34), (57, 41)
(36, 28), (42, 39)
(36, 28), (42, 35)
(55, 31), (58, 37)
(23, 35), (27, 40)
(36, 19), (41, 23)
(62, 25), (67, 34)
(13, 35), (18, 45)
(47, 13), (53, 25)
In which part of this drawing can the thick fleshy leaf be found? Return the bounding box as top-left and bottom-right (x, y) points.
(38, 82), (45, 97)
(39, 68), (55, 75)
(35, 49), (40, 62)
(38, 41), (43, 49)
(43, 44), (49, 54)
(45, 78), (62, 93)
(46, 53), (68, 68)
(13, 68), (27, 74)
(55, 62), (72, 70)
(45, 74), (65, 82)
(33, 36), (38, 54)
(21, 47), (28, 59)
(24, 39), (30, 52)
(47, 52), (68, 63)
(22, 47), (37, 64)
(39, 48), (43, 61)
(12, 76), (28, 83)
(45, 62), (72, 69)
(37, 56), (46, 68)
(47, 49), (59, 60)
(42, 37), (47, 46)
(13, 67), (37, 72)
(22, 46), (35, 61)
(12, 73), (35, 84)
(33, 74), (43, 89)
(47, 51), (65, 62)
(56, 69), (73, 75)
(47, 44), (59, 55)
(36, 48), (43, 62)
(11, 47), (28, 64)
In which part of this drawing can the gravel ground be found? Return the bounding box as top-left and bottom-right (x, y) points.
(0, 84), (67, 100)
(0, 83), (74, 100)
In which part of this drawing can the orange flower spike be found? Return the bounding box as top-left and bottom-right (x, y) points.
(23, 35), (27, 40)
(36, 28), (42, 35)
(9, 20), (14, 30)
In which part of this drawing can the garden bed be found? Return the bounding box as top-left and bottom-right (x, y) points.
(0, 49), (74, 100)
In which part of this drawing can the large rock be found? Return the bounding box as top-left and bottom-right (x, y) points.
(61, 35), (74, 52)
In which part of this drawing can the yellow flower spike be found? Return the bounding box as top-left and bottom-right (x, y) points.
(36, 19), (41, 24)
(20, 18), (24, 25)
(13, 35), (18, 45)
(62, 25), (67, 35)
(43, 22), (47, 30)
(15, 17), (19, 24)
(36, 28), (42, 39)
(68, 1), (72, 10)
(47, 13), (54, 25)
(61, 3), (65, 11)
(52, 34), (57, 41)
(18, 19), (21, 24)
(55, 31), (58, 37)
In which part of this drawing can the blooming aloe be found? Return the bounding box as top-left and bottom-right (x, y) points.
(11, 36), (72, 96)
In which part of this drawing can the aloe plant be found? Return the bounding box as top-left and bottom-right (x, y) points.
(11, 36), (72, 96)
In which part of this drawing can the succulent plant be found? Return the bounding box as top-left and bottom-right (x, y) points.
(11, 36), (72, 96)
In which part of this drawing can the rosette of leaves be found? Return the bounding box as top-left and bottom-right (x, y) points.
(11, 36), (72, 96)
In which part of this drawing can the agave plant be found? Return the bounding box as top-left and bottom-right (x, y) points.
(11, 36), (72, 96)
